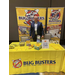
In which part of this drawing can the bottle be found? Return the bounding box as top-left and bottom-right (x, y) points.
(37, 35), (40, 43)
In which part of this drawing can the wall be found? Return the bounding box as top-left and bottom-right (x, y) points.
(9, 0), (65, 42)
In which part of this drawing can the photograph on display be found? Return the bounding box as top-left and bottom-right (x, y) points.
(47, 25), (61, 42)
(18, 26), (30, 35)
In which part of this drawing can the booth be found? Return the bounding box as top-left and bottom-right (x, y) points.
(9, 7), (65, 75)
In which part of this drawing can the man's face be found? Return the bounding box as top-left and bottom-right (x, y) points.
(34, 16), (38, 22)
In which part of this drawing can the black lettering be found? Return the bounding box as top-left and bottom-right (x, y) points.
(23, 17), (25, 20)
(53, 60), (56, 64)
(29, 61), (34, 65)
(39, 61), (41, 64)
(52, 60), (54, 64)
(40, 17), (42, 19)
(41, 17), (44, 20)
(45, 60), (47, 64)
(47, 60), (49, 64)
(43, 17), (44, 20)
(49, 20), (51, 22)
(35, 61), (39, 65)
(23, 61), (28, 65)
(27, 61), (28, 65)
(29, 61), (31, 65)
(31, 61), (34, 65)
(25, 17), (28, 20)
(19, 16), (22, 20)
(50, 60), (52, 64)
(41, 61), (44, 64)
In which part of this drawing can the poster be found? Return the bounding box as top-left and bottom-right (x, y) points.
(16, 7), (46, 41)
(42, 39), (49, 49)
(47, 7), (64, 42)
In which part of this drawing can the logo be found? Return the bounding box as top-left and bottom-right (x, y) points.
(12, 59), (56, 68)
(50, 9), (61, 19)
(12, 59), (22, 68)
(49, 9), (61, 24)
(24, 9), (39, 25)
(44, 40), (46, 42)
(18, 9), (44, 26)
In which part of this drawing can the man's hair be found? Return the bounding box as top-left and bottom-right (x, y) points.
(34, 15), (38, 19)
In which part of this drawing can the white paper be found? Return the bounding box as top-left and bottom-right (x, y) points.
(42, 39), (49, 49)
(50, 29), (60, 38)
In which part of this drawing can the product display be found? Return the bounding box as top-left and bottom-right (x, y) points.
(28, 44), (34, 49)
(12, 44), (19, 47)
(26, 39), (31, 46)
(37, 39), (40, 43)
(37, 35), (40, 43)
(50, 40), (59, 44)
(9, 45), (15, 49)
(28, 45), (32, 49)
(34, 43), (42, 50)
(31, 44), (34, 48)
(19, 42), (25, 46)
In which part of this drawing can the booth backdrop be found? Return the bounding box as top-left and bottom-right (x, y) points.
(47, 7), (64, 43)
(16, 7), (46, 41)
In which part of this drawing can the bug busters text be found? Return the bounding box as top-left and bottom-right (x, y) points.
(23, 60), (56, 66)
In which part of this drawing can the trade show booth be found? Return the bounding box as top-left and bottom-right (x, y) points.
(9, 7), (65, 75)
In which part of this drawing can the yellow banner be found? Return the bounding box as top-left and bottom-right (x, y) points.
(47, 7), (64, 25)
(47, 7), (64, 43)
(16, 7), (46, 27)
(16, 7), (46, 41)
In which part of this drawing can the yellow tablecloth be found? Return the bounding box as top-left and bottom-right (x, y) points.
(9, 42), (65, 75)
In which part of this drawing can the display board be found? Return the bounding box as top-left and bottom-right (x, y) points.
(47, 7), (64, 42)
(16, 7), (46, 41)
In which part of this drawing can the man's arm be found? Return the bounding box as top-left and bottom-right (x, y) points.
(41, 23), (44, 36)
(30, 23), (32, 36)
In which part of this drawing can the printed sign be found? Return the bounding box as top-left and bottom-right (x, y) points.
(42, 39), (49, 49)
(47, 7), (64, 43)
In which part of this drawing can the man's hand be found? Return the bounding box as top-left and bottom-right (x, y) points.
(42, 35), (44, 38)
(30, 36), (32, 38)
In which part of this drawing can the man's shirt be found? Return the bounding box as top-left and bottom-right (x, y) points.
(34, 23), (37, 34)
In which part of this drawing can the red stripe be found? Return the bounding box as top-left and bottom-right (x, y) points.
(14, 60), (21, 68)
(27, 11), (31, 14)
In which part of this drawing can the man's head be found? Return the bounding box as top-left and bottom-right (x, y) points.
(34, 15), (38, 23)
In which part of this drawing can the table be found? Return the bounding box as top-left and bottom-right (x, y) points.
(9, 42), (65, 75)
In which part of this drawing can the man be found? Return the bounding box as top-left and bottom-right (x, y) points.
(30, 16), (44, 41)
